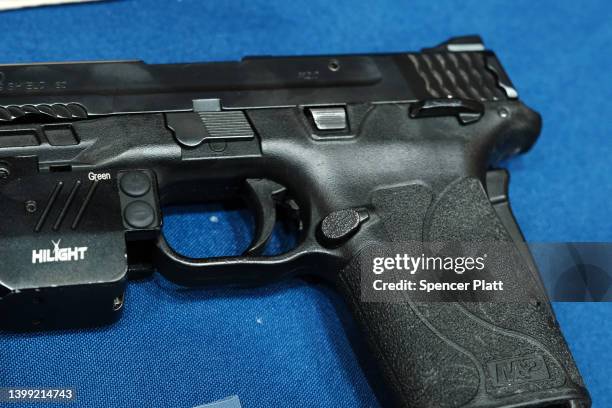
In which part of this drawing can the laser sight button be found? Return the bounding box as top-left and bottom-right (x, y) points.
(124, 200), (155, 229)
(117, 170), (160, 235)
(120, 171), (151, 197)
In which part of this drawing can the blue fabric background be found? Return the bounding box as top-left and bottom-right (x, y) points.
(0, 0), (610, 407)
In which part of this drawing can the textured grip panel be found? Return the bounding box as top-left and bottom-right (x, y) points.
(337, 178), (590, 408)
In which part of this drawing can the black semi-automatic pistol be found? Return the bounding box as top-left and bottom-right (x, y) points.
(0, 36), (591, 407)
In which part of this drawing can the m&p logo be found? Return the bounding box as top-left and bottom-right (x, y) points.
(488, 354), (549, 386)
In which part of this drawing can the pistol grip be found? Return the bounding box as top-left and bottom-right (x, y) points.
(336, 177), (590, 408)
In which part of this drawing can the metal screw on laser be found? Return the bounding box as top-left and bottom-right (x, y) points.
(25, 200), (37, 213)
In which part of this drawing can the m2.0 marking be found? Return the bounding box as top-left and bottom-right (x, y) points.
(298, 70), (319, 80)
(31, 239), (88, 264)
(488, 354), (549, 386)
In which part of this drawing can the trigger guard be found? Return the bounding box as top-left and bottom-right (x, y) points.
(154, 233), (340, 286)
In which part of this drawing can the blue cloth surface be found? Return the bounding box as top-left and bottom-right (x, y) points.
(0, 0), (611, 407)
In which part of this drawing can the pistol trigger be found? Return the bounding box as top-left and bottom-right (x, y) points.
(244, 179), (286, 256)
